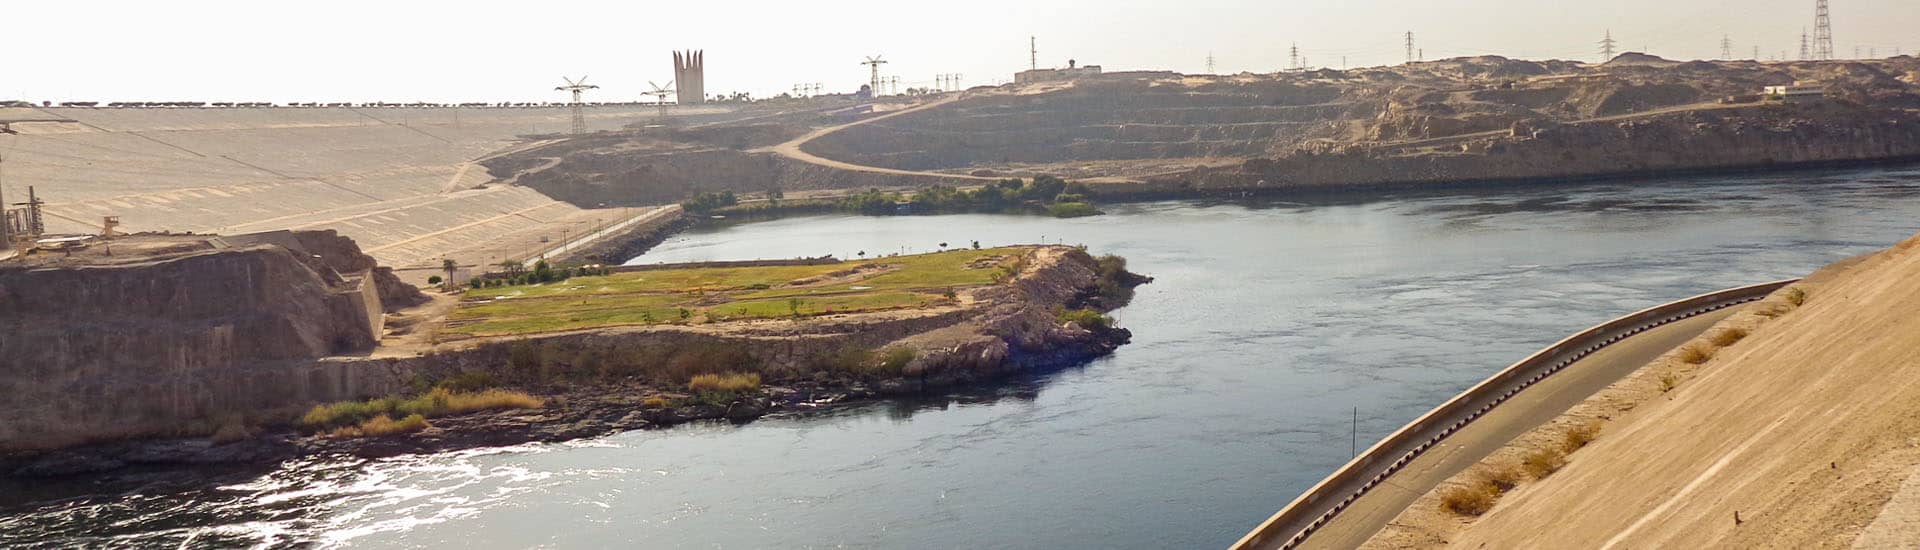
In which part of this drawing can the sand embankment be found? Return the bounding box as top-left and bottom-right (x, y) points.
(1424, 232), (1920, 548)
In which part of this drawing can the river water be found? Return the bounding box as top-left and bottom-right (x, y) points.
(9, 166), (1920, 549)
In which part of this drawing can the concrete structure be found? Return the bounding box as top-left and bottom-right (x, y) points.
(673, 50), (706, 105)
(1014, 60), (1102, 84)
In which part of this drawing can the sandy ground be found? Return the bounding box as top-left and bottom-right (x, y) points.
(1424, 234), (1920, 549)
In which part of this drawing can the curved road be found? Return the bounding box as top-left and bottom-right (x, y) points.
(756, 95), (995, 182)
(1292, 307), (1742, 549)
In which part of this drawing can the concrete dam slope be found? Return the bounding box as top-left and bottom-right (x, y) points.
(0, 105), (732, 267)
(1430, 232), (1920, 549)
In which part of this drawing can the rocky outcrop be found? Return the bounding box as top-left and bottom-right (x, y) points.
(0, 242), (392, 452)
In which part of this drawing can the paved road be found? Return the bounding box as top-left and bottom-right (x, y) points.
(1290, 307), (1744, 550)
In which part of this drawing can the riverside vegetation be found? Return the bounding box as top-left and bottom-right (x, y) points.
(683, 176), (1104, 219)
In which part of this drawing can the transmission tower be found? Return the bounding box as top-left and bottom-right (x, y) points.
(1721, 36), (1733, 59)
(1753, 46), (1760, 60)
(862, 55), (888, 96)
(1598, 30), (1617, 62)
(1290, 43), (1300, 71)
(888, 76), (900, 95)
(1405, 32), (1415, 64)
(1030, 36), (1038, 70)
(645, 80), (675, 120)
(554, 75), (598, 134)
(1813, 0), (1834, 60)
(1800, 29), (1811, 61)
(1206, 52), (1216, 74)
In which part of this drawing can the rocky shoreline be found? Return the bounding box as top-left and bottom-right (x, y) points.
(1, 324), (1133, 480)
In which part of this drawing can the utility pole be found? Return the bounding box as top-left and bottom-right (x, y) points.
(1599, 30), (1617, 62)
(1405, 31), (1415, 65)
(1030, 36), (1038, 71)
(1722, 35), (1733, 59)
(1813, 0), (1834, 61)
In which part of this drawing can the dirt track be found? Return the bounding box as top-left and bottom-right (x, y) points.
(758, 95), (995, 182)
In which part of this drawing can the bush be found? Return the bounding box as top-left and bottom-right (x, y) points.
(427, 275), (443, 285)
(879, 347), (917, 373)
(299, 388), (544, 430)
(1440, 484), (1499, 516)
(1563, 421), (1602, 452)
(1046, 202), (1100, 218)
(642, 396), (672, 408)
(1521, 447), (1569, 479)
(1480, 464), (1524, 492)
(688, 372), (761, 393)
(1783, 287), (1808, 306)
(1676, 343), (1714, 365)
(327, 413), (430, 438)
(1708, 327), (1749, 347)
(1058, 308), (1113, 331)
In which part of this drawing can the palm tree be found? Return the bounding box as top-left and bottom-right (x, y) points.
(441, 259), (459, 290)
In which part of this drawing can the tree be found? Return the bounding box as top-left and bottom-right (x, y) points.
(441, 258), (459, 289)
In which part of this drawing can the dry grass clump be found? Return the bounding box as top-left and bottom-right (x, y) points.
(300, 388), (545, 431)
(1708, 327), (1750, 347)
(1562, 421), (1602, 452)
(642, 396), (672, 408)
(1658, 371), (1679, 392)
(326, 414), (429, 438)
(1480, 464), (1524, 492)
(1522, 447), (1570, 479)
(1676, 343), (1715, 365)
(1440, 484), (1500, 516)
(687, 372), (761, 393)
(1783, 287), (1808, 307)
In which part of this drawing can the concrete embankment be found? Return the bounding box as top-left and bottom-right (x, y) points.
(1234, 279), (1791, 550)
(1419, 231), (1920, 548)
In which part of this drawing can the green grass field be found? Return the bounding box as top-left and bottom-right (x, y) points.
(446, 248), (1024, 337)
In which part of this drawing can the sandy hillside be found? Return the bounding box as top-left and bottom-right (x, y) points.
(1442, 233), (1920, 549)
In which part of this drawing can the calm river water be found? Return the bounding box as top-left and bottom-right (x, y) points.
(9, 166), (1920, 549)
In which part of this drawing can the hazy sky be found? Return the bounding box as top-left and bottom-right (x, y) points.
(6, 0), (1916, 103)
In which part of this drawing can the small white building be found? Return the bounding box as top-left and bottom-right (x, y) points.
(1763, 83), (1828, 102)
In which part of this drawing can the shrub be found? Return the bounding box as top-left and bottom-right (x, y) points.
(1658, 371), (1679, 392)
(642, 396), (672, 408)
(427, 275), (443, 285)
(1709, 327), (1750, 347)
(1783, 287), (1808, 306)
(327, 413), (430, 438)
(436, 371), (497, 392)
(879, 347), (917, 373)
(1479, 464), (1524, 492)
(1522, 447), (1569, 479)
(299, 388), (544, 430)
(1439, 484), (1499, 516)
(1058, 308), (1113, 331)
(1676, 343), (1714, 365)
(1046, 202), (1100, 218)
(688, 372), (761, 393)
(1563, 421), (1602, 452)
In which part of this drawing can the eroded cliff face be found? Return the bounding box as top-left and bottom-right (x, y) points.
(0, 237), (397, 452)
(1145, 102), (1920, 193)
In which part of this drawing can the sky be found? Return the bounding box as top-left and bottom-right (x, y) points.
(4, 0), (1917, 103)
